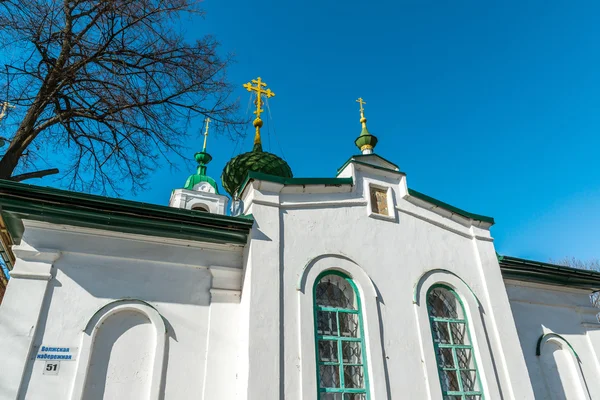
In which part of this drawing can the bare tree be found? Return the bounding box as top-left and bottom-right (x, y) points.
(550, 257), (600, 272)
(551, 257), (600, 309)
(0, 0), (243, 194)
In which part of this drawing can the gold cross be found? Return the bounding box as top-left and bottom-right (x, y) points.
(243, 77), (275, 121)
(356, 97), (366, 117)
(202, 117), (210, 151)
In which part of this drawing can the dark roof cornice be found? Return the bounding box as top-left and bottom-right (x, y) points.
(0, 180), (253, 246)
(498, 254), (600, 291)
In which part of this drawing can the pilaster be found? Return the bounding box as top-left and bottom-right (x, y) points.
(0, 241), (59, 399)
(243, 181), (283, 400)
(471, 235), (536, 399)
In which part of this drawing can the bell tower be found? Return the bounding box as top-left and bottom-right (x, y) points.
(169, 118), (229, 214)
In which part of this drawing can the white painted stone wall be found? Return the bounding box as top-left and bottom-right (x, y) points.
(239, 157), (536, 399)
(0, 220), (245, 400)
(2, 155), (598, 400)
(82, 310), (153, 399)
(169, 188), (228, 215)
(506, 280), (600, 400)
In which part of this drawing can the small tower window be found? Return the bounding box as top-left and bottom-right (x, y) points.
(313, 272), (369, 399)
(427, 285), (483, 400)
(191, 204), (209, 212)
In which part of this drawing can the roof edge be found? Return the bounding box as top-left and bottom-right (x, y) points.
(0, 180), (253, 246)
(0, 179), (250, 225)
(336, 154), (401, 175)
(498, 254), (600, 291)
(237, 171), (354, 197)
(407, 188), (495, 225)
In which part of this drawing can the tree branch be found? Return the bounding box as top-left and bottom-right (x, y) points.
(9, 168), (59, 181)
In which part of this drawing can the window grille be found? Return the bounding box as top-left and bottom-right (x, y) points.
(427, 285), (484, 400)
(314, 272), (369, 400)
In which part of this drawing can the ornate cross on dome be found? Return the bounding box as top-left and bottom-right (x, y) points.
(354, 97), (377, 154)
(356, 97), (366, 116)
(243, 77), (275, 121)
(243, 77), (275, 147)
(356, 97), (369, 130)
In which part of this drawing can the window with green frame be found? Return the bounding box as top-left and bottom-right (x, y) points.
(313, 271), (370, 400)
(427, 285), (484, 400)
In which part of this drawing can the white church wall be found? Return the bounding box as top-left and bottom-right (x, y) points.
(0, 220), (245, 400)
(0, 245), (58, 399)
(471, 238), (536, 399)
(279, 205), (521, 399)
(539, 339), (588, 400)
(70, 300), (167, 400)
(169, 188), (229, 215)
(240, 162), (535, 399)
(413, 269), (502, 399)
(295, 255), (387, 400)
(201, 301), (243, 399)
(236, 243), (252, 400)
(506, 280), (600, 400)
(241, 185), (285, 400)
(81, 310), (154, 399)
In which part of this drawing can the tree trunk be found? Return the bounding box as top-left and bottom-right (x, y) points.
(0, 75), (59, 180)
(0, 110), (43, 179)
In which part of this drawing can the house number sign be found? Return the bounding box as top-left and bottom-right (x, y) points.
(36, 345), (78, 376)
(43, 361), (60, 375)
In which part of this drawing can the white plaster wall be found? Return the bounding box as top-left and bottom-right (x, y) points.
(540, 341), (586, 400)
(169, 188), (228, 215)
(280, 205), (505, 399)
(242, 183), (284, 400)
(83, 310), (153, 399)
(506, 280), (600, 400)
(3, 159), (578, 400)
(0, 221), (245, 400)
(240, 161), (535, 400)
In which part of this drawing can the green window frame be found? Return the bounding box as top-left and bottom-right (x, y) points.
(427, 284), (484, 400)
(313, 271), (370, 400)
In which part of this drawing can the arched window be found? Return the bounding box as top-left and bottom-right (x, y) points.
(191, 204), (209, 212)
(427, 285), (483, 400)
(313, 271), (369, 399)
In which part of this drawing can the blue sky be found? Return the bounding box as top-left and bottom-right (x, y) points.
(53, 1), (600, 262)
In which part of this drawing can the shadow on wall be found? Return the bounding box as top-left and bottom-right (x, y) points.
(413, 268), (505, 399)
(540, 342), (573, 400)
(506, 290), (600, 400)
(83, 310), (153, 399)
(373, 284), (392, 400)
(539, 335), (592, 400)
(71, 300), (169, 400)
(477, 306), (505, 400)
(18, 278), (63, 399)
(56, 255), (213, 306)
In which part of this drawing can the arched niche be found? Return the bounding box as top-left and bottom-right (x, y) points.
(70, 299), (167, 400)
(297, 254), (387, 400)
(191, 204), (209, 212)
(413, 269), (502, 399)
(537, 333), (590, 400)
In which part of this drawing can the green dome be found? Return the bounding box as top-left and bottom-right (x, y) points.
(354, 130), (378, 152)
(184, 151), (219, 193)
(221, 144), (293, 198)
(184, 173), (219, 193)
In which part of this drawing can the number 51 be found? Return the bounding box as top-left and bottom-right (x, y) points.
(43, 361), (60, 375)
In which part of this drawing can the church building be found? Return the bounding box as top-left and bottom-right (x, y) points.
(0, 77), (599, 400)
